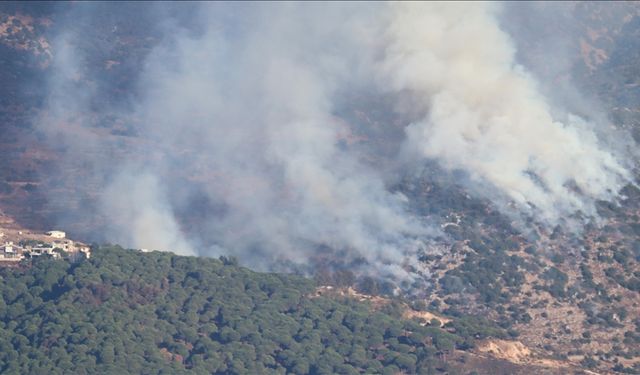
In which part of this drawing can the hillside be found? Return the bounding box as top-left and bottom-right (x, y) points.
(407, 182), (640, 374)
(0, 246), (581, 375)
(0, 3), (640, 375)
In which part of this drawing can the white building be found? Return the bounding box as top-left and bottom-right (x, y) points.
(52, 240), (72, 251)
(80, 246), (91, 259)
(1, 241), (23, 261)
(46, 230), (66, 239)
(30, 246), (60, 259)
(2, 241), (14, 253)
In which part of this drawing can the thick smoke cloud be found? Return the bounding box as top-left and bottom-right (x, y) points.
(379, 3), (631, 223)
(129, 3), (427, 278)
(36, 2), (633, 278)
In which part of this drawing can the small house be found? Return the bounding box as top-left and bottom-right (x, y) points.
(46, 230), (66, 239)
(1, 242), (23, 261)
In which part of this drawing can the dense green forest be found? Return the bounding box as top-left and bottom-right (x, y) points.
(0, 246), (505, 374)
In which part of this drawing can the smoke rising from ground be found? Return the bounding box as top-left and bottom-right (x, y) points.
(101, 170), (195, 256)
(36, 2), (634, 278)
(380, 3), (631, 223)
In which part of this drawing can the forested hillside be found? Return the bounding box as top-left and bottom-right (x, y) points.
(2, 3), (640, 374)
(0, 246), (523, 375)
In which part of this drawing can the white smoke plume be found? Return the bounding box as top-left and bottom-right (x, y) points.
(35, 2), (634, 278)
(127, 3), (428, 278)
(378, 3), (631, 223)
(101, 169), (195, 256)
